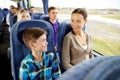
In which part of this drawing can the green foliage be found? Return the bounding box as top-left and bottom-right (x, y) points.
(103, 15), (120, 20)
(92, 37), (120, 56)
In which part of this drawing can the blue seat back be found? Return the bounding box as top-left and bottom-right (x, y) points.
(10, 20), (55, 80)
(57, 20), (72, 63)
(2, 8), (9, 17)
(9, 12), (15, 28)
(0, 8), (4, 42)
(40, 14), (49, 21)
(84, 56), (120, 80)
(31, 13), (43, 20)
(55, 20), (72, 72)
(0, 8), (4, 24)
(58, 56), (120, 80)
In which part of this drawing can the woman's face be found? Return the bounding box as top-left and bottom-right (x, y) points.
(21, 12), (31, 20)
(71, 13), (87, 32)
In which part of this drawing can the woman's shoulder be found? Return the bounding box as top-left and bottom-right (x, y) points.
(85, 32), (91, 37)
(65, 31), (74, 38)
(85, 32), (91, 35)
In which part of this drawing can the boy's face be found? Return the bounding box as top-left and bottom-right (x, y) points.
(32, 34), (48, 53)
(48, 9), (58, 21)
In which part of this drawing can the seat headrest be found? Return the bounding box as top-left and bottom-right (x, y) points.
(31, 13), (43, 20)
(40, 14), (49, 21)
(17, 20), (50, 44)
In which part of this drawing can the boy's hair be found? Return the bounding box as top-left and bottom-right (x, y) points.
(48, 6), (57, 13)
(22, 27), (47, 48)
(72, 8), (87, 20)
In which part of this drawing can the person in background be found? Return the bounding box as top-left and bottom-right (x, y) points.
(29, 6), (37, 19)
(6, 5), (16, 28)
(12, 7), (21, 24)
(17, 9), (31, 22)
(19, 27), (61, 80)
(47, 6), (61, 69)
(48, 6), (59, 51)
(62, 8), (94, 70)
(29, 6), (36, 15)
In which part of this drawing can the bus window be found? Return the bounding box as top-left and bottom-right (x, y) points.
(30, 0), (44, 13)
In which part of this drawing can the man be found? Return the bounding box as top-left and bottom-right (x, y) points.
(6, 5), (16, 28)
(48, 6), (59, 51)
(29, 6), (36, 15)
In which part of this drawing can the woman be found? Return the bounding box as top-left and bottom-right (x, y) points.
(17, 10), (31, 22)
(62, 8), (94, 70)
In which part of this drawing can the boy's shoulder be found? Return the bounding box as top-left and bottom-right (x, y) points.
(46, 52), (55, 58)
(21, 54), (33, 64)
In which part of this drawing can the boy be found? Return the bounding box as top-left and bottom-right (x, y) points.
(19, 27), (61, 80)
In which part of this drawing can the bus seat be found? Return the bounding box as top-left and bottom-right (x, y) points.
(40, 14), (49, 21)
(57, 20), (72, 63)
(31, 13), (43, 20)
(0, 8), (4, 42)
(84, 56), (120, 80)
(2, 8), (9, 18)
(12, 15), (17, 26)
(56, 20), (72, 72)
(0, 8), (3, 21)
(9, 14), (17, 28)
(10, 20), (55, 80)
(58, 56), (120, 80)
(0, 8), (4, 25)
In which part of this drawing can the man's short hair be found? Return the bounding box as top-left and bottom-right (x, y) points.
(30, 6), (35, 9)
(48, 6), (57, 13)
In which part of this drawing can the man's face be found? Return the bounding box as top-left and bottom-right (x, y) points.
(30, 8), (36, 13)
(48, 9), (58, 21)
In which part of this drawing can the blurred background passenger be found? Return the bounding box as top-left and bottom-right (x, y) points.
(17, 10), (31, 22)
(29, 6), (36, 16)
(6, 5), (16, 27)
